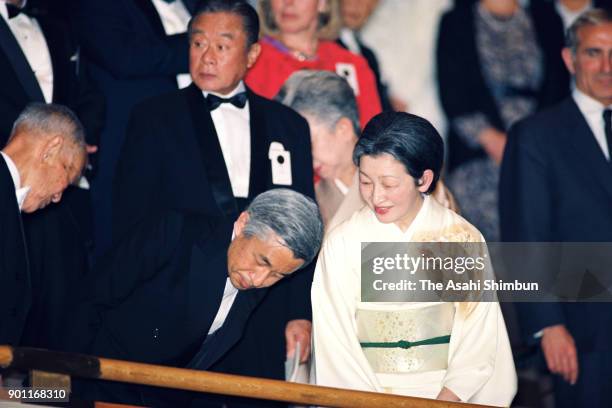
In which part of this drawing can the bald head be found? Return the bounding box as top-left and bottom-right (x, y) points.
(3, 103), (87, 213)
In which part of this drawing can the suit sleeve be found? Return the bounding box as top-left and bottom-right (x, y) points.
(500, 122), (565, 335)
(286, 114), (316, 321)
(112, 103), (163, 241)
(437, 10), (506, 148)
(74, 0), (189, 79)
(437, 12), (473, 122)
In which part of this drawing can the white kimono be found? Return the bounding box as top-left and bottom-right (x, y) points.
(311, 196), (517, 406)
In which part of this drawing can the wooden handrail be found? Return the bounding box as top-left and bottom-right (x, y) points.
(0, 346), (493, 408)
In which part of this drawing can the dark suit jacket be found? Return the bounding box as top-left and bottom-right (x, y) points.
(0, 157), (30, 346)
(500, 97), (612, 353)
(113, 84), (314, 235)
(0, 10), (104, 349)
(113, 83), (315, 384)
(437, 1), (569, 172)
(72, 0), (199, 253)
(66, 211), (266, 406)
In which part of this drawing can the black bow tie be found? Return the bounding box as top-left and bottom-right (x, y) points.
(6, 4), (24, 19)
(206, 92), (248, 111)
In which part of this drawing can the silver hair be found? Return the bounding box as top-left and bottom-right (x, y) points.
(276, 70), (360, 135)
(243, 189), (323, 266)
(10, 103), (86, 151)
(566, 8), (612, 54)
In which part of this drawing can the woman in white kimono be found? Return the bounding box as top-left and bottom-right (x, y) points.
(276, 70), (457, 232)
(311, 112), (517, 405)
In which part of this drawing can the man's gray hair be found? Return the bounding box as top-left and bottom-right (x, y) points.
(566, 8), (612, 53)
(10, 103), (86, 150)
(276, 70), (360, 135)
(243, 189), (323, 266)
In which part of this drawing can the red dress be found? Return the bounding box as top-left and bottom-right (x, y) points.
(246, 37), (382, 128)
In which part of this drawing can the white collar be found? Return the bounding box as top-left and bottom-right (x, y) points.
(202, 81), (246, 99)
(573, 88), (612, 115)
(333, 178), (350, 195)
(1, 151), (30, 210)
(0, 1), (28, 20)
(2, 151), (21, 189)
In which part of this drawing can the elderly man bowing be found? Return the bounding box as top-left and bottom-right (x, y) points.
(0, 103), (87, 347)
(68, 189), (323, 407)
(112, 0), (316, 391)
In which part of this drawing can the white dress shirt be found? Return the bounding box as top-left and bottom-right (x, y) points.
(207, 230), (240, 335)
(339, 28), (361, 55)
(202, 82), (251, 198)
(207, 278), (239, 335)
(150, 0), (192, 89)
(555, 0), (592, 30)
(1, 151), (30, 211)
(573, 88), (611, 161)
(0, 1), (54, 103)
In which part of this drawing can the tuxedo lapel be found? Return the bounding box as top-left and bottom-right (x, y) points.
(134, 0), (166, 38)
(0, 159), (29, 291)
(187, 289), (266, 370)
(564, 100), (612, 202)
(185, 84), (238, 216)
(0, 17), (45, 102)
(186, 237), (228, 333)
(246, 90), (272, 199)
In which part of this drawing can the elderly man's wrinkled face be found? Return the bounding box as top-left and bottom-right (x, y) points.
(303, 114), (356, 181)
(340, 0), (379, 30)
(227, 213), (304, 290)
(189, 12), (260, 95)
(563, 22), (612, 105)
(22, 140), (84, 213)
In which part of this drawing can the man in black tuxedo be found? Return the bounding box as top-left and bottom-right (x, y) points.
(70, 189), (323, 407)
(500, 9), (612, 407)
(0, 0), (104, 350)
(72, 0), (200, 254)
(113, 0), (316, 397)
(0, 103), (87, 348)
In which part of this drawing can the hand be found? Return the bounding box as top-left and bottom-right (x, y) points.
(437, 386), (460, 401)
(541, 324), (579, 385)
(285, 319), (312, 363)
(478, 127), (506, 165)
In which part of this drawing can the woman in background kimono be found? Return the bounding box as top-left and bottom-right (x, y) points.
(311, 112), (516, 405)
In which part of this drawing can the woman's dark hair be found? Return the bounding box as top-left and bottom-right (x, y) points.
(189, 0), (260, 48)
(353, 112), (444, 194)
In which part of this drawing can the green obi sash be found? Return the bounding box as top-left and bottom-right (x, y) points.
(360, 334), (451, 349)
(356, 303), (454, 374)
